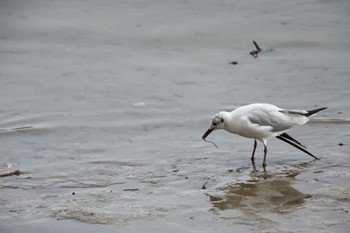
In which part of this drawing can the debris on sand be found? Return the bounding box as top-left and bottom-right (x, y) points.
(0, 170), (21, 178)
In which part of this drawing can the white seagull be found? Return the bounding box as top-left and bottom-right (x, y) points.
(202, 103), (327, 169)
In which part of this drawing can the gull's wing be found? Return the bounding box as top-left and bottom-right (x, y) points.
(247, 108), (298, 132)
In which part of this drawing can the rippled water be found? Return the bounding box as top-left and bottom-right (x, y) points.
(1, 0), (350, 232)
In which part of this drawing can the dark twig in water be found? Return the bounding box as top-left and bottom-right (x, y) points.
(201, 181), (208, 189)
(203, 138), (219, 149)
(250, 40), (262, 57)
(123, 188), (139, 191)
(0, 170), (21, 178)
(253, 41), (261, 51)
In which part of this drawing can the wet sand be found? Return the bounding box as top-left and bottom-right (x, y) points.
(1, 0), (350, 232)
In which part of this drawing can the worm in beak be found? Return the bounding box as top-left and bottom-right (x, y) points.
(202, 128), (218, 149)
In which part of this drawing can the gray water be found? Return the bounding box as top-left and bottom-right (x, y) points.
(1, 0), (350, 232)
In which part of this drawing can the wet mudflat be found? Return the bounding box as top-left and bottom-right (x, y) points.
(1, 0), (350, 232)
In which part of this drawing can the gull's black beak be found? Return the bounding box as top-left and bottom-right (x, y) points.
(202, 128), (214, 140)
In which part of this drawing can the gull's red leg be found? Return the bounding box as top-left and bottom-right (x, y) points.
(262, 144), (268, 168)
(251, 140), (257, 163)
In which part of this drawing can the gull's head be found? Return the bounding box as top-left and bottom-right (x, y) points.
(202, 112), (226, 140)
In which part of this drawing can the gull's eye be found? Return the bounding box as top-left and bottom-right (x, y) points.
(212, 122), (217, 126)
(221, 119), (224, 123)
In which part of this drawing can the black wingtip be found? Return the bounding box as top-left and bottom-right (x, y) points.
(279, 133), (307, 148)
(305, 107), (327, 117)
(276, 135), (319, 160)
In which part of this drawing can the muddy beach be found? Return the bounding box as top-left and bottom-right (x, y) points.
(1, 0), (350, 232)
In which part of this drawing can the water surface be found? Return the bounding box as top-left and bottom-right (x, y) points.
(1, 0), (350, 232)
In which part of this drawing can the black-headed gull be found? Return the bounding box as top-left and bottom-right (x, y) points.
(202, 103), (327, 169)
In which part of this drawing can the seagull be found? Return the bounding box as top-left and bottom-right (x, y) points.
(202, 103), (327, 169)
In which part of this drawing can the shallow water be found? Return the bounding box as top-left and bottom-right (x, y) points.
(1, 0), (350, 232)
